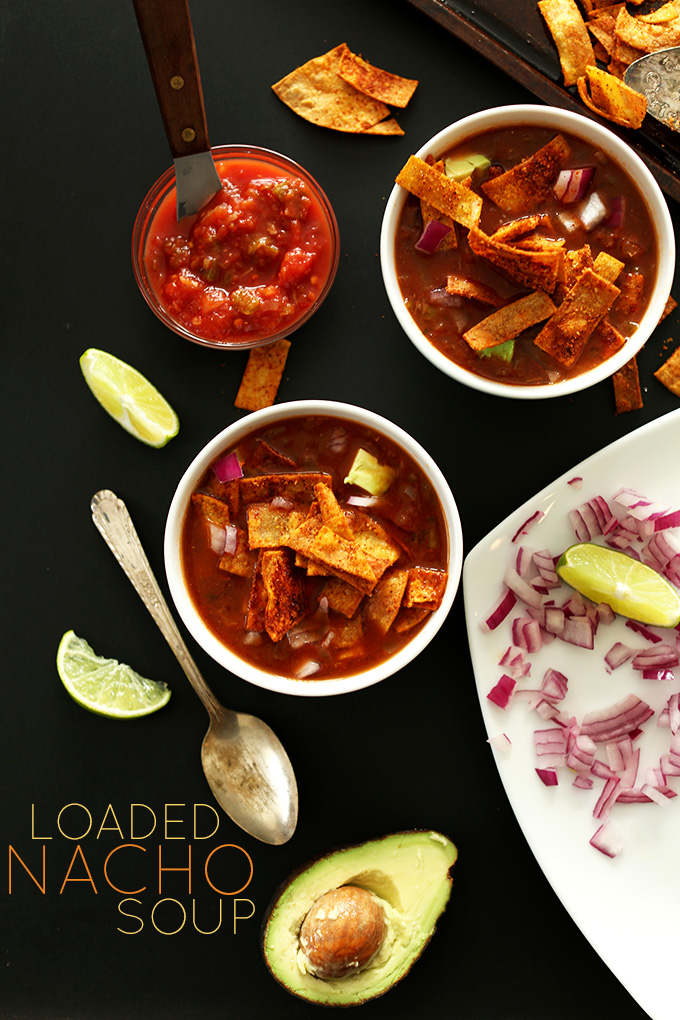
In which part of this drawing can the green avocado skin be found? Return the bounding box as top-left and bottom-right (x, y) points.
(261, 830), (458, 1007)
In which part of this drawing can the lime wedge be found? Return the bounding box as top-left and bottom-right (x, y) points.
(57, 630), (171, 718)
(556, 542), (680, 628)
(79, 348), (179, 447)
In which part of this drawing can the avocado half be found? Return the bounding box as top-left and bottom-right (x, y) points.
(261, 830), (458, 1006)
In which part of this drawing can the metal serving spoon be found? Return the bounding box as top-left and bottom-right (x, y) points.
(90, 489), (298, 845)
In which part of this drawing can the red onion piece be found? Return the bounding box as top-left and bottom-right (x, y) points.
(503, 565), (544, 609)
(212, 450), (243, 483)
(535, 768), (559, 786)
(567, 476), (583, 488)
(223, 524), (238, 556)
(487, 674), (516, 709)
(208, 522), (227, 556)
(415, 218), (452, 253)
(590, 820), (625, 857)
(653, 508), (680, 531)
(511, 510), (545, 543)
(604, 642), (637, 670)
(488, 733), (512, 753)
(632, 644), (679, 670)
(606, 195), (625, 229)
(481, 587), (517, 632)
(579, 190), (607, 231)
(554, 166), (595, 203)
(581, 694), (653, 743)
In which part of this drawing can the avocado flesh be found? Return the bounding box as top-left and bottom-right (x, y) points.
(262, 830), (457, 1006)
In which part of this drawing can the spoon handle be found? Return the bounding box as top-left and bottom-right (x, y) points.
(91, 489), (222, 719)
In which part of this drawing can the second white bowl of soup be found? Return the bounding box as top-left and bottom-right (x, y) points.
(380, 105), (674, 399)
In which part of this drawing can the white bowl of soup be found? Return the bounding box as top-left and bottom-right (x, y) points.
(164, 400), (463, 696)
(380, 105), (674, 399)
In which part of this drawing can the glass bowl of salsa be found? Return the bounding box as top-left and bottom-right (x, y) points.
(380, 105), (675, 399)
(164, 400), (463, 696)
(132, 145), (340, 349)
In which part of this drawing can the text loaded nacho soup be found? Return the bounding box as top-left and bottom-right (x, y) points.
(181, 417), (449, 679)
(394, 125), (658, 385)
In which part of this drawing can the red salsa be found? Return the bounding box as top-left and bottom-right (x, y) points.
(146, 157), (336, 344)
(181, 416), (449, 680)
(394, 126), (658, 386)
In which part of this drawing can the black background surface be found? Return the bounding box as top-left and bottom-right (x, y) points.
(2, 2), (679, 1018)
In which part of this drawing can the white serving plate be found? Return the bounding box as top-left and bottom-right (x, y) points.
(463, 409), (680, 1020)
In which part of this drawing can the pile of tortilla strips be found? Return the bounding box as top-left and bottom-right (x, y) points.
(395, 140), (678, 413)
(272, 43), (418, 135)
(192, 471), (447, 651)
(538, 0), (680, 129)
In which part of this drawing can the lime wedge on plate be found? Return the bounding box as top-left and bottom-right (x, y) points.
(79, 348), (179, 447)
(57, 630), (171, 718)
(556, 542), (680, 627)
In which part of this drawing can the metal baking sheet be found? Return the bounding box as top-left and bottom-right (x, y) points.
(406, 0), (680, 203)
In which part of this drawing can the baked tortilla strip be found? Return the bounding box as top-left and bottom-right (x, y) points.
(338, 48), (418, 107)
(534, 267), (620, 367)
(538, 0), (596, 85)
(396, 155), (482, 228)
(468, 225), (563, 293)
(481, 134), (571, 213)
(613, 356), (643, 413)
(463, 291), (557, 351)
(654, 345), (680, 395)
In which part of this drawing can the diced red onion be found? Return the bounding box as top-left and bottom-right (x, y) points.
(640, 783), (674, 807)
(554, 166), (595, 203)
(346, 494), (379, 508)
(544, 606), (565, 634)
(511, 510), (545, 543)
(208, 522), (227, 556)
(574, 775), (594, 790)
(581, 694), (653, 743)
(631, 644), (679, 670)
(642, 668), (676, 682)
(604, 642), (637, 670)
(512, 616), (543, 653)
(415, 218), (452, 253)
(606, 195), (624, 229)
(223, 524), (238, 556)
(567, 476), (583, 488)
(579, 190), (608, 231)
(559, 615), (595, 649)
(624, 619), (662, 643)
(488, 733), (512, 753)
(535, 768), (559, 786)
(487, 674), (516, 709)
(593, 776), (620, 819)
(590, 820), (625, 857)
(481, 587), (517, 632)
(212, 450), (243, 483)
(597, 602), (616, 626)
(542, 667), (569, 700)
(503, 566), (544, 609)
(271, 496), (294, 510)
(296, 659), (321, 679)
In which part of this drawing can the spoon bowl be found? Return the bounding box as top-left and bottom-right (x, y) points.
(90, 489), (298, 845)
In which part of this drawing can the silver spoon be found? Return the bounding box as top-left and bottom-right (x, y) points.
(90, 489), (298, 845)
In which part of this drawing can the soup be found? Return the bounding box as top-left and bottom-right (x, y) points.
(181, 415), (449, 680)
(394, 125), (658, 386)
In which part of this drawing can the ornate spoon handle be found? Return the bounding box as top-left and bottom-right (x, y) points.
(90, 489), (222, 719)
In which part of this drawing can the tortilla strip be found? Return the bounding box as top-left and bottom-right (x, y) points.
(613, 357), (643, 413)
(562, 244), (594, 288)
(364, 568), (409, 634)
(287, 516), (379, 591)
(468, 225), (563, 293)
(260, 549), (306, 642)
(238, 472), (332, 504)
(446, 274), (503, 306)
(534, 268), (620, 367)
(396, 155), (483, 228)
(326, 613), (364, 649)
(338, 48), (418, 107)
(348, 511), (401, 576)
(615, 5), (680, 50)
(538, 0), (596, 85)
(654, 345), (680, 395)
(245, 556), (268, 632)
(463, 291), (557, 351)
(661, 295), (678, 322)
(218, 529), (257, 577)
(250, 440), (297, 472)
(272, 44), (391, 132)
(592, 250), (624, 284)
(637, 2), (678, 23)
(361, 118), (404, 136)
(246, 504), (306, 549)
(492, 215), (550, 243)
(421, 160), (457, 250)
(403, 567), (447, 609)
(481, 134), (571, 214)
(587, 15), (617, 54)
(314, 483), (354, 540)
(191, 491), (231, 527)
(576, 65), (647, 129)
(234, 338), (291, 411)
(319, 576), (365, 618)
(616, 272), (645, 314)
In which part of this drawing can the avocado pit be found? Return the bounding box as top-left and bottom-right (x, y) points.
(299, 885), (386, 979)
